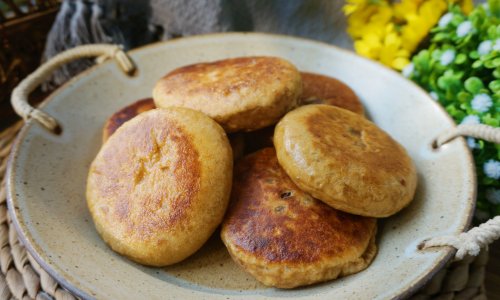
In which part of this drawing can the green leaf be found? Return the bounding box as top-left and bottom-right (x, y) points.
(455, 53), (468, 64)
(483, 114), (500, 126)
(445, 105), (458, 116)
(478, 140), (485, 150)
(485, 59), (496, 68)
(488, 25), (497, 39)
(413, 50), (431, 71)
(465, 77), (485, 93)
(433, 32), (449, 42)
(470, 51), (480, 59)
(405, 2), (500, 220)
(473, 60), (484, 68)
(493, 57), (500, 68)
(483, 177), (497, 185)
(489, 79), (500, 92)
(457, 91), (472, 103)
(489, 0), (500, 18)
(493, 67), (500, 78)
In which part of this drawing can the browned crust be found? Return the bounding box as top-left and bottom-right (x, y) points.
(102, 98), (155, 143)
(92, 109), (200, 239)
(300, 72), (364, 115)
(153, 56), (302, 132)
(274, 105), (417, 217)
(242, 72), (365, 155)
(221, 148), (377, 288)
(87, 108), (233, 266)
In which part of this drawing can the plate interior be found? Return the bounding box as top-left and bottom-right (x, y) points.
(7, 33), (475, 300)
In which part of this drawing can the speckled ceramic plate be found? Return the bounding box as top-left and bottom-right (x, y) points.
(7, 33), (475, 299)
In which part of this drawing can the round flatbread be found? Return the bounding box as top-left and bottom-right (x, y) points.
(301, 72), (364, 115)
(274, 104), (417, 217)
(87, 107), (233, 266)
(221, 148), (377, 288)
(242, 72), (364, 154)
(102, 98), (155, 143)
(153, 56), (302, 132)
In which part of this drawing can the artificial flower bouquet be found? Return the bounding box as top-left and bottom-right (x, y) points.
(344, 0), (499, 220)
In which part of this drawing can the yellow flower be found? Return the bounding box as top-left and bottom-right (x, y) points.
(347, 3), (395, 40)
(344, 0), (370, 15)
(380, 25), (411, 70)
(344, 0), (473, 70)
(400, 0), (447, 52)
(393, 0), (420, 21)
(344, 0), (388, 15)
(354, 23), (411, 70)
(459, 0), (474, 14)
(347, 5), (386, 38)
(354, 33), (382, 59)
(392, 56), (411, 70)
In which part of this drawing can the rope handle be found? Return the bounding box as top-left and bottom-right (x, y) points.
(420, 124), (500, 260)
(433, 124), (500, 148)
(10, 44), (135, 133)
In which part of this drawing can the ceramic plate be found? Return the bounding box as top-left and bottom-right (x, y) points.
(7, 33), (475, 299)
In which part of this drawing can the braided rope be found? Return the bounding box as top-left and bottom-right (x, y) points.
(10, 44), (135, 133)
(421, 124), (500, 259)
(435, 124), (500, 147)
(420, 216), (500, 260)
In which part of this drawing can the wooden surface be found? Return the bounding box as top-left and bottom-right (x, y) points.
(486, 239), (500, 299)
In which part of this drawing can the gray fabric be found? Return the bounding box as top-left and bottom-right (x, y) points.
(42, 0), (349, 87)
(150, 0), (233, 39)
(43, 0), (154, 88)
(229, 0), (350, 47)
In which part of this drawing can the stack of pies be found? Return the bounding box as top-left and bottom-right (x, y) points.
(86, 56), (417, 288)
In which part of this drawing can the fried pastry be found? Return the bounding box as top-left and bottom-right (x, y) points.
(153, 56), (302, 132)
(243, 72), (365, 154)
(274, 105), (417, 217)
(221, 148), (377, 288)
(87, 107), (233, 266)
(102, 98), (155, 143)
(301, 72), (364, 115)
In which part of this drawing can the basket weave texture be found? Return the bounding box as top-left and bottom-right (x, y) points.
(0, 122), (489, 300)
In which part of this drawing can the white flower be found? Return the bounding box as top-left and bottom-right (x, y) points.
(402, 63), (414, 78)
(474, 209), (490, 221)
(466, 137), (478, 149)
(494, 39), (500, 51)
(471, 94), (493, 113)
(484, 160), (500, 180)
(440, 50), (455, 66)
(438, 13), (453, 27)
(461, 115), (481, 125)
(456, 21), (472, 38)
(485, 188), (500, 205)
(429, 91), (439, 100)
(478, 40), (492, 56)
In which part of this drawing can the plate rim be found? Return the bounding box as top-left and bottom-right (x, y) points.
(6, 32), (476, 300)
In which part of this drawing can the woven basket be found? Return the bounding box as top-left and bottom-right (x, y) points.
(0, 1), (59, 130)
(0, 123), (490, 300)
